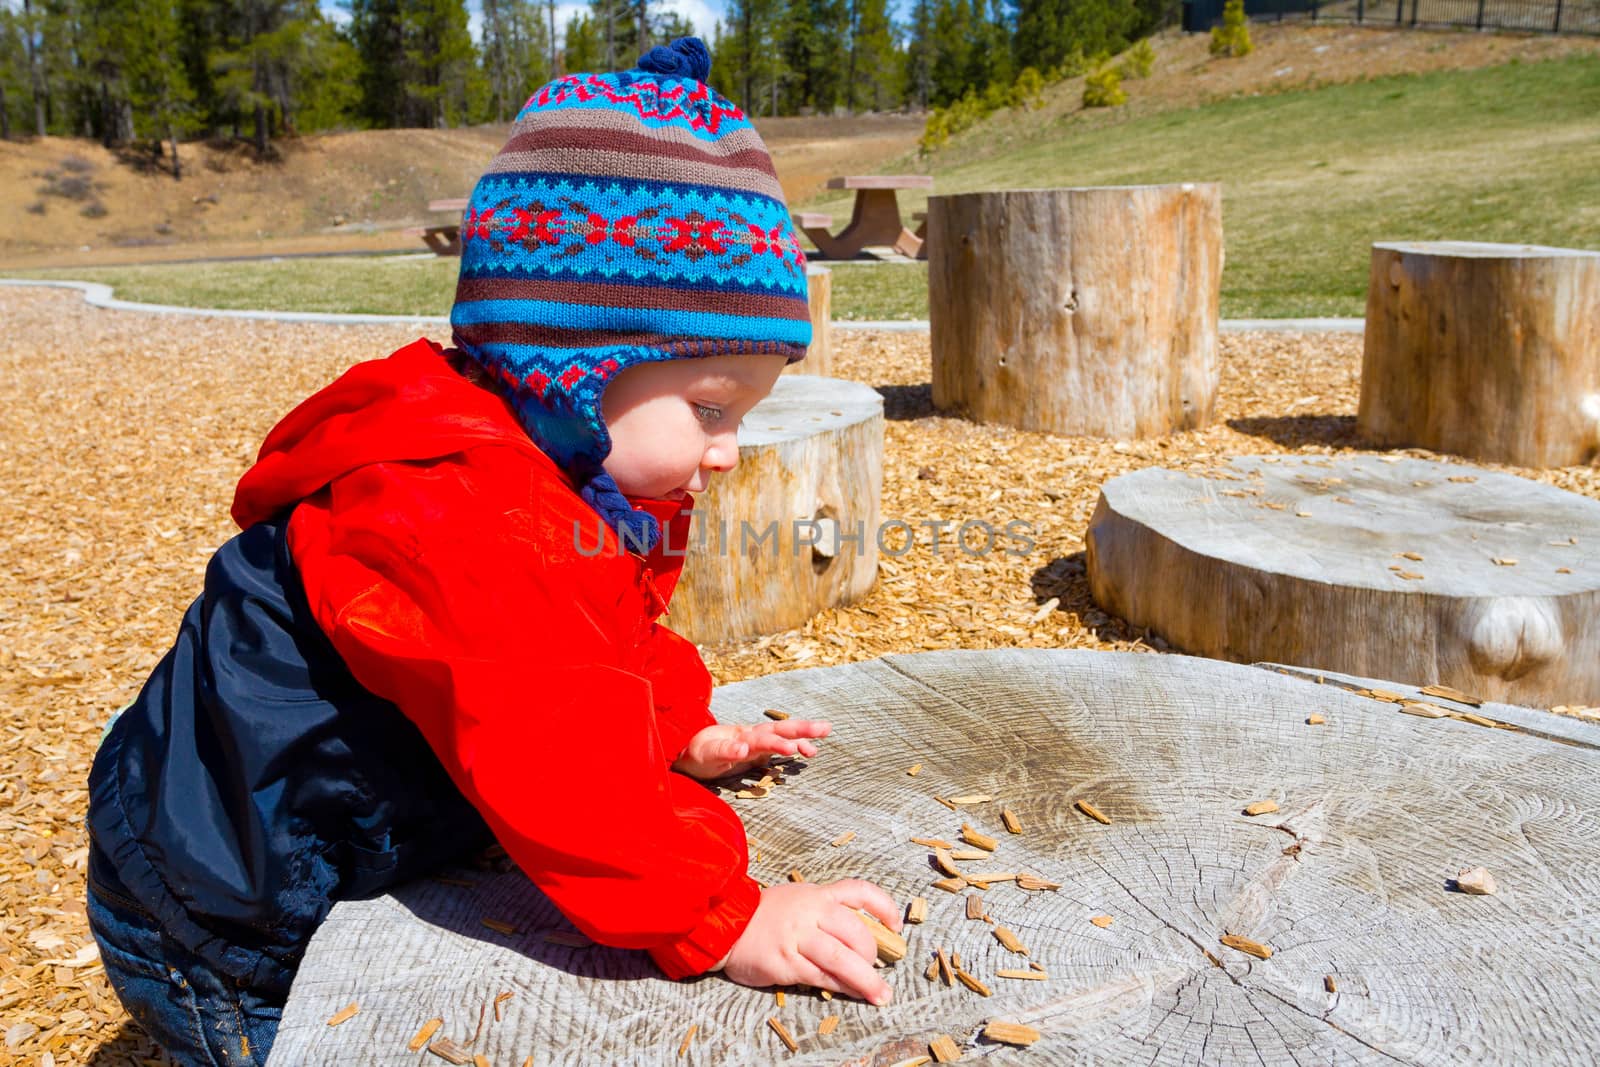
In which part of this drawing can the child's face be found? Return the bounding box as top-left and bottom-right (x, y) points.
(600, 352), (788, 500)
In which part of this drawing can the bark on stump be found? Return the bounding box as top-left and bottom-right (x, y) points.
(1359, 240), (1600, 467)
(667, 375), (883, 646)
(929, 184), (1222, 438)
(270, 649), (1600, 1066)
(1086, 454), (1600, 705)
(783, 264), (833, 378)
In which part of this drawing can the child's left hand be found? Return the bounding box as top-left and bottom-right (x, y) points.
(672, 719), (831, 780)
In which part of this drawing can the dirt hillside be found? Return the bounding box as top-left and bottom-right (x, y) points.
(1, 24), (1594, 269)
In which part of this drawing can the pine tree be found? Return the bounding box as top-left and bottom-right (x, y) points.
(563, 12), (604, 74)
(124, 0), (197, 173)
(1015, 0), (1137, 74)
(482, 0), (550, 122)
(849, 0), (897, 112)
(350, 0), (405, 127)
(20, 0), (49, 136)
(903, 0), (933, 111)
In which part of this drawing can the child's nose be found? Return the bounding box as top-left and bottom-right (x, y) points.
(704, 429), (740, 472)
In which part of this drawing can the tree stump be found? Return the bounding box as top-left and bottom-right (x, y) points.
(1086, 454), (1600, 705)
(928, 184), (1222, 438)
(667, 375), (882, 646)
(269, 649), (1600, 1066)
(783, 264), (833, 378)
(1359, 240), (1600, 468)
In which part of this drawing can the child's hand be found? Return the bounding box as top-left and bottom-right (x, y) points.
(717, 880), (901, 1005)
(672, 719), (831, 780)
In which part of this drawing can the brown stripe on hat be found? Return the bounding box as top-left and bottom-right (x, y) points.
(509, 107), (776, 161)
(456, 320), (806, 359)
(486, 147), (784, 201)
(493, 125), (779, 181)
(453, 276), (809, 320)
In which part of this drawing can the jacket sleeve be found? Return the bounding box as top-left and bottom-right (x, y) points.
(287, 456), (757, 978)
(636, 622), (716, 765)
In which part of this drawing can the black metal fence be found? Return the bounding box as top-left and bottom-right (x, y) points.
(1183, 0), (1600, 34)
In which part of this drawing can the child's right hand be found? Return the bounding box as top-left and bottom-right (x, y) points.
(717, 880), (902, 1005)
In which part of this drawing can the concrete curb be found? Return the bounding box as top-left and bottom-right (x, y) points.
(1, 279), (1366, 334)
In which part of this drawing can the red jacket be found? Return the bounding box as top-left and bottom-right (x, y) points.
(231, 338), (757, 979)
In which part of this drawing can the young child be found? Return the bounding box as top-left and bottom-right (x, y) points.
(85, 38), (901, 1065)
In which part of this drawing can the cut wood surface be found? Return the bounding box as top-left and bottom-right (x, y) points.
(1360, 240), (1600, 468)
(785, 264), (833, 378)
(269, 649), (1600, 1066)
(928, 184), (1222, 439)
(668, 375), (883, 646)
(1086, 454), (1600, 705)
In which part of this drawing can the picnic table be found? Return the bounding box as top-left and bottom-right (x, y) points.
(412, 197), (468, 257)
(268, 648), (1600, 1065)
(795, 175), (934, 261)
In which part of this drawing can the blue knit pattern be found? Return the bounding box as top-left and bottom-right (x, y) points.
(450, 37), (810, 550)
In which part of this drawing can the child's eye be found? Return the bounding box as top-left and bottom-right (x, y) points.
(694, 403), (723, 423)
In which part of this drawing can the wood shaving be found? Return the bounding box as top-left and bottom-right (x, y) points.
(950, 848), (988, 861)
(1306, 713), (1326, 725)
(1090, 915), (1114, 928)
(1220, 933), (1274, 959)
(911, 837), (953, 848)
(1001, 808), (1022, 834)
(818, 1015), (840, 1036)
(1422, 684), (1484, 706)
(493, 991), (514, 1021)
(831, 831), (856, 848)
(932, 876), (968, 894)
(775, 990), (785, 1007)
(764, 708), (790, 720)
(995, 968), (1047, 980)
(768, 1017), (798, 1052)
(1015, 874), (1062, 891)
(409, 1018), (444, 1052)
(325, 1002), (359, 1026)
(953, 967), (992, 997)
(1075, 799), (1112, 824)
(678, 1024), (698, 1057)
(1243, 799), (1280, 816)
(1324, 975), (1337, 994)
(1456, 866), (1498, 895)
(929, 1034), (963, 1062)
(907, 763), (923, 776)
(983, 1021), (1041, 1046)
(428, 1037), (473, 1064)
(993, 926), (1027, 954)
(949, 794), (994, 805)
(1400, 702), (1451, 718)
(960, 823), (998, 851)
(906, 897), (928, 924)
(965, 894), (986, 921)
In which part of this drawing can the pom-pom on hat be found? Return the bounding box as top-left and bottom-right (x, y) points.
(450, 37), (810, 551)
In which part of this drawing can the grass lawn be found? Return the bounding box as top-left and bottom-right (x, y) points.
(7, 55), (1597, 319)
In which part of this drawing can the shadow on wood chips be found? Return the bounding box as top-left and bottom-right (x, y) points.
(1030, 551), (1154, 648)
(873, 382), (934, 421)
(1226, 413), (1362, 449)
(83, 1022), (172, 1066)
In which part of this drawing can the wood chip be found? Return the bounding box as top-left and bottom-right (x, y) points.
(964, 871), (1016, 883)
(326, 1002), (360, 1026)
(936, 948), (953, 986)
(925, 957), (940, 981)
(906, 897), (928, 924)
(949, 793), (994, 805)
(993, 926), (1027, 954)
(818, 1015), (840, 1036)
(1324, 975), (1337, 994)
(934, 847), (962, 877)
(1364, 688), (1407, 703)
(473, 1056), (491, 1067)
(820, 989), (833, 1000)
(965, 894), (986, 921)
(933, 796), (958, 811)
(996, 968), (1048, 980)
(1243, 799), (1279, 816)
(768, 1016), (799, 1052)
(409, 1018), (444, 1052)
(1456, 866), (1498, 895)
(907, 763), (923, 776)
(764, 708), (790, 720)
(1400, 701), (1451, 718)
(678, 1023), (698, 1057)
(890, 1059), (933, 1067)
(954, 967), (992, 997)
(428, 1038), (473, 1065)
(1421, 683), (1483, 706)
(859, 912), (908, 963)
(1015, 874), (1061, 891)
(1306, 713), (1326, 725)
(1492, 557), (1518, 566)
(480, 918), (517, 936)
(831, 831), (856, 848)
(950, 848), (989, 862)
(1089, 914), (1114, 928)
(1448, 474), (1478, 483)
(1394, 570), (1425, 580)
(929, 1035), (963, 1063)
(932, 876), (968, 894)
(1220, 933), (1274, 959)
(493, 990), (515, 1021)
(1455, 712), (1497, 728)
(911, 837), (954, 848)
(1001, 808), (1022, 834)
(960, 823), (998, 851)
(775, 990), (786, 1007)
(542, 930), (592, 947)
(1203, 949), (1224, 968)
(788, 868), (806, 883)
(1075, 799), (1111, 824)
(1395, 551), (1423, 561)
(983, 1021), (1041, 1047)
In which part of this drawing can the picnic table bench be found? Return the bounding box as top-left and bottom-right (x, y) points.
(407, 197), (469, 257)
(268, 648), (1600, 1064)
(795, 175), (933, 261)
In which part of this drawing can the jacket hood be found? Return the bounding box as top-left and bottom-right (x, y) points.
(232, 339), (550, 529)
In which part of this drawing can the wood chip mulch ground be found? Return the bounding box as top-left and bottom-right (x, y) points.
(2, 286), (1596, 1063)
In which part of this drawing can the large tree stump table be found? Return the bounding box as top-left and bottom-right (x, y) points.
(1086, 454), (1600, 706)
(929, 184), (1222, 439)
(268, 649), (1600, 1065)
(1360, 240), (1600, 467)
(667, 375), (883, 646)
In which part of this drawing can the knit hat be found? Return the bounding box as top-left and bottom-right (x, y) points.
(450, 37), (810, 551)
